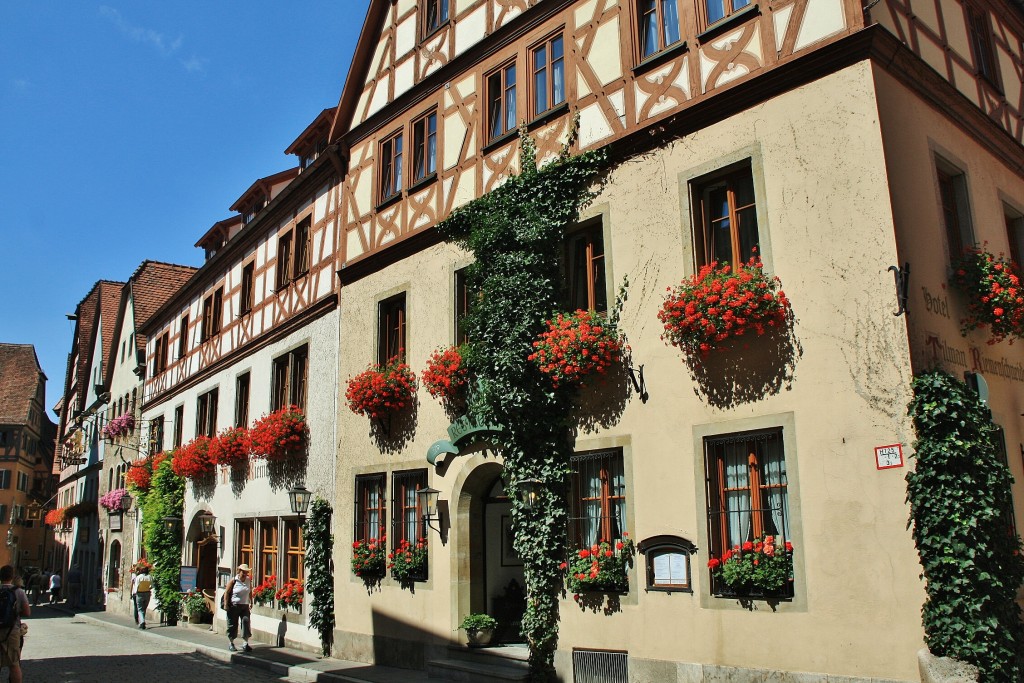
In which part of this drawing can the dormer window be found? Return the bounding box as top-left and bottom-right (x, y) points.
(243, 194), (268, 225)
(423, 0), (449, 38)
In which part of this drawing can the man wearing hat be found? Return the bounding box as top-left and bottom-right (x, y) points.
(221, 563), (253, 652)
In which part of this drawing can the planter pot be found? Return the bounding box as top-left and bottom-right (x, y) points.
(466, 628), (494, 648)
(188, 611), (205, 624)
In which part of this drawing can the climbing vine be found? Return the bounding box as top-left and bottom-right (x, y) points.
(141, 453), (185, 623)
(906, 370), (1024, 682)
(303, 497), (335, 656)
(437, 120), (608, 681)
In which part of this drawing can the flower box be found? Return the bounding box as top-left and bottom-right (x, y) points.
(250, 407), (307, 461)
(951, 248), (1024, 344)
(388, 538), (428, 585)
(275, 579), (304, 609)
(209, 427), (251, 467)
(352, 536), (387, 579)
(421, 345), (469, 408)
(659, 257), (790, 356)
(345, 357), (417, 419)
(529, 310), (623, 388)
(251, 575), (277, 607)
(562, 537), (634, 595)
(171, 436), (215, 480)
(707, 536), (794, 597)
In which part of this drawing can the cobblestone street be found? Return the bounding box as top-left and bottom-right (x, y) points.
(17, 606), (289, 683)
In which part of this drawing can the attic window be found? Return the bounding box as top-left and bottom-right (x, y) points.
(244, 194), (268, 224)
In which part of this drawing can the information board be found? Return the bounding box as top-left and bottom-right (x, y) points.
(179, 565), (198, 592)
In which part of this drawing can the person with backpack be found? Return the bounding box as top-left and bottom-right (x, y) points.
(221, 563), (252, 652)
(47, 571), (61, 605)
(131, 562), (153, 629)
(0, 564), (31, 683)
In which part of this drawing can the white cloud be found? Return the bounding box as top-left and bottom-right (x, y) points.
(99, 5), (202, 72)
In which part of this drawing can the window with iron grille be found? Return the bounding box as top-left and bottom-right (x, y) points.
(284, 520), (304, 583)
(354, 474), (386, 542)
(569, 450), (627, 548)
(572, 649), (629, 683)
(378, 294), (407, 364)
(237, 520), (255, 570)
(565, 221), (607, 314)
(392, 469), (427, 577)
(704, 428), (791, 595)
(271, 345), (308, 412)
(259, 520), (279, 583)
(196, 388), (219, 438)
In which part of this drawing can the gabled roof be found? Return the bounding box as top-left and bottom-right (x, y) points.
(228, 167), (301, 213)
(103, 261), (198, 386)
(64, 280), (124, 412)
(329, 0), (388, 142)
(0, 344), (45, 424)
(195, 216), (243, 250)
(285, 108), (336, 156)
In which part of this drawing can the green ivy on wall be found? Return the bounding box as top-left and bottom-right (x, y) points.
(907, 370), (1024, 682)
(303, 497), (335, 656)
(141, 453), (185, 623)
(438, 121), (608, 681)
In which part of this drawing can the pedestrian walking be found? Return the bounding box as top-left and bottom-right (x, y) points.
(130, 560), (153, 629)
(48, 571), (61, 605)
(0, 564), (31, 683)
(221, 563), (253, 652)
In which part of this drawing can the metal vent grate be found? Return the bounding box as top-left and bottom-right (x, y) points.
(572, 649), (628, 683)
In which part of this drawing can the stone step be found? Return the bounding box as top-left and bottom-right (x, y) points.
(426, 652), (531, 683)
(445, 644), (530, 668)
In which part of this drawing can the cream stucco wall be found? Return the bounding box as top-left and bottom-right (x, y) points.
(333, 60), (926, 681)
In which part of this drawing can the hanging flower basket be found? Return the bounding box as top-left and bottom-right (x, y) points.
(275, 579), (304, 608)
(131, 559), (153, 574)
(44, 507), (67, 527)
(951, 248), (1024, 345)
(99, 488), (130, 513)
(707, 536), (794, 593)
(125, 452), (168, 493)
(251, 575), (277, 607)
(345, 357), (417, 419)
(351, 536), (387, 578)
(171, 436), (215, 480)
(421, 345), (470, 407)
(529, 310), (623, 388)
(250, 406), (307, 461)
(562, 536), (634, 594)
(659, 257), (791, 356)
(388, 538), (428, 584)
(102, 413), (135, 440)
(209, 427), (252, 467)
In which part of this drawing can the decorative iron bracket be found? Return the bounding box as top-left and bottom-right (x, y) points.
(888, 262), (910, 317)
(628, 364), (649, 403)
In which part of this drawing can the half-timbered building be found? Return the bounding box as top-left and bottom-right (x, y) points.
(324, 0), (1024, 681)
(138, 108), (342, 650)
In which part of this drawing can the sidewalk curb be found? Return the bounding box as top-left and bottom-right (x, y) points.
(61, 609), (374, 683)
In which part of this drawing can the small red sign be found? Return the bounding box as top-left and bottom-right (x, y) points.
(875, 444), (904, 470)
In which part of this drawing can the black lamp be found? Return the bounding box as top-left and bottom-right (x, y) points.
(417, 487), (441, 532)
(288, 486), (312, 516)
(199, 513), (216, 536)
(162, 515), (182, 535)
(516, 478), (543, 510)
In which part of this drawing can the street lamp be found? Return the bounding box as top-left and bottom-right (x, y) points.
(515, 478), (543, 510)
(417, 487), (441, 533)
(287, 486), (312, 516)
(199, 514), (216, 536)
(162, 516), (182, 535)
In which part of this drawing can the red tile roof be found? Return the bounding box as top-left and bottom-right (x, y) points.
(0, 344), (44, 424)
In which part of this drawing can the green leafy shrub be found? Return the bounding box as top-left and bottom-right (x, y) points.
(459, 613), (498, 632)
(907, 370), (1024, 682)
(303, 498), (335, 657)
(141, 456), (185, 622)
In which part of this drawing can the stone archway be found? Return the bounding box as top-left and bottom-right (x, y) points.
(450, 457), (504, 635)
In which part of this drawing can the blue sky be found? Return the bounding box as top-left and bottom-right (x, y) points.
(0, 3), (367, 412)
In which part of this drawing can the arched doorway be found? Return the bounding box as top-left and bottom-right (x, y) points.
(453, 459), (526, 644)
(107, 540), (121, 590)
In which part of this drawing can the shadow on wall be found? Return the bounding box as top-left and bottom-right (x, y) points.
(369, 606), (455, 670)
(572, 359), (631, 435)
(686, 314), (802, 409)
(370, 398), (419, 455)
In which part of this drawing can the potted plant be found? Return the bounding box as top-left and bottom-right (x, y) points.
(388, 538), (428, 585)
(528, 310), (623, 388)
(209, 426), (252, 467)
(102, 413), (135, 440)
(98, 488), (129, 514)
(459, 613), (498, 647)
(171, 437), (215, 480)
(345, 356), (417, 419)
(707, 535), (794, 597)
(250, 406), (307, 461)
(951, 247), (1024, 344)
(351, 536), (387, 579)
(181, 588), (209, 623)
(421, 345), (470, 408)
(562, 535), (635, 594)
(251, 575), (277, 607)
(275, 579), (304, 610)
(43, 507), (67, 527)
(659, 256), (791, 356)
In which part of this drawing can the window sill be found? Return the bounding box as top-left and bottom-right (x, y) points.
(697, 4), (760, 44)
(645, 585), (693, 594)
(419, 20), (451, 45)
(408, 173), (438, 194)
(525, 102), (570, 133)
(633, 41), (689, 77)
(375, 192), (403, 212)
(482, 129), (520, 155)
(713, 586), (793, 601)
